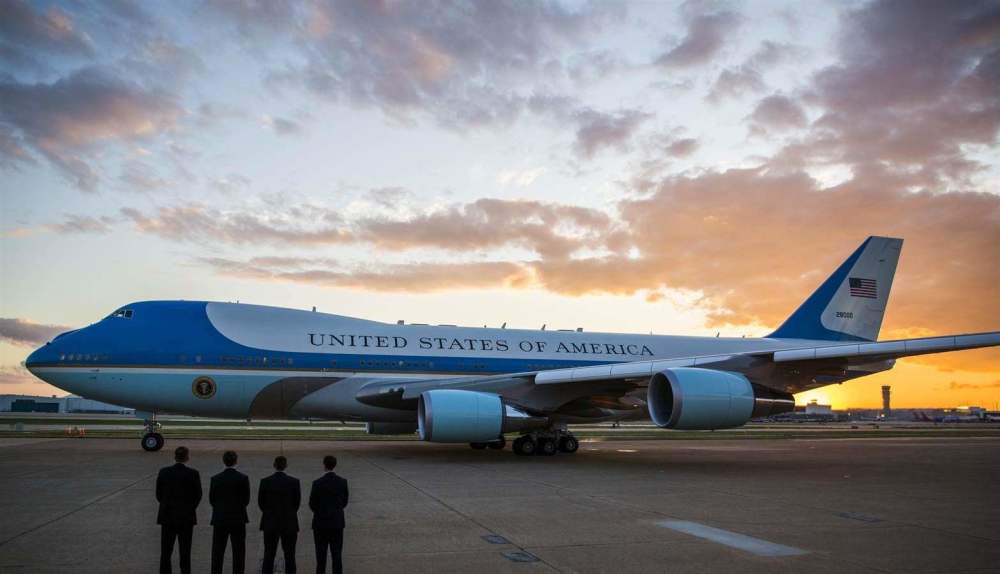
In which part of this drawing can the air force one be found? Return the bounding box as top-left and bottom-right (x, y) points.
(24, 237), (1000, 455)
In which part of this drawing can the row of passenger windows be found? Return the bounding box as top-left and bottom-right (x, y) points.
(59, 353), (110, 362)
(358, 359), (434, 369)
(54, 354), (516, 371)
(219, 355), (295, 366)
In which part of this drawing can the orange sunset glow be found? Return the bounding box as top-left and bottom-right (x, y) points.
(1, 1), (997, 409)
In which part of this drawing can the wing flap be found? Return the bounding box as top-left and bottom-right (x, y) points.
(534, 354), (739, 385)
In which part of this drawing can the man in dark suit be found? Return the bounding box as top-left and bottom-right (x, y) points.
(259, 455), (301, 574)
(310, 455), (350, 574)
(210, 450), (250, 574)
(156, 446), (202, 574)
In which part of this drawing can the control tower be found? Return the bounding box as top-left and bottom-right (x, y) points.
(882, 385), (892, 418)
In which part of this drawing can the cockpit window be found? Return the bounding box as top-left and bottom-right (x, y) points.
(109, 308), (134, 319)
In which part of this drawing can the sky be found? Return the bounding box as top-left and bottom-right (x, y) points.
(0, 0), (998, 409)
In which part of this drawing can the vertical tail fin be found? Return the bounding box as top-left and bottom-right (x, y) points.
(768, 236), (902, 342)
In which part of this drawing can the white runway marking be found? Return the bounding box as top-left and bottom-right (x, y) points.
(657, 520), (808, 557)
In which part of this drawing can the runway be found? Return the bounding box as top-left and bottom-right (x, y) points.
(0, 436), (997, 573)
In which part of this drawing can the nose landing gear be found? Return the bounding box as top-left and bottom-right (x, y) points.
(141, 419), (164, 452)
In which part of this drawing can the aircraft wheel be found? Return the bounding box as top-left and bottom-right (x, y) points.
(512, 436), (536, 456)
(142, 432), (164, 452)
(558, 436), (579, 454)
(488, 437), (506, 450)
(537, 437), (558, 456)
(470, 442), (488, 450)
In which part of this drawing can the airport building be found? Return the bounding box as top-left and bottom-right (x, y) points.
(0, 394), (133, 414)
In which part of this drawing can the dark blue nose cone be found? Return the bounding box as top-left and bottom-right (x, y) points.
(25, 344), (51, 371)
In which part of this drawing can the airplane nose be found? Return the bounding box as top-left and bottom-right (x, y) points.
(25, 345), (46, 373)
(24, 340), (59, 375)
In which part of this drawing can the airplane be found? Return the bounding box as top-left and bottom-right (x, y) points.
(24, 236), (1000, 455)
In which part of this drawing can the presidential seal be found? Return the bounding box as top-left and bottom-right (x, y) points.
(192, 377), (216, 399)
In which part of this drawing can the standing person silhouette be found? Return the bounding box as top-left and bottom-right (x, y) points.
(156, 446), (202, 574)
(209, 450), (250, 574)
(310, 455), (350, 574)
(258, 455), (301, 574)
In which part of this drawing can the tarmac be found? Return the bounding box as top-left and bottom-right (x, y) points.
(0, 435), (998, 573)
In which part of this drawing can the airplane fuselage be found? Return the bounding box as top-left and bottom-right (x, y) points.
(26, 300), (828, 422)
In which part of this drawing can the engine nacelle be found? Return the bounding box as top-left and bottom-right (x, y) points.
(417, 389), (547, 443)
(647, 367), (793, 430)
(365, 422), (418, 435)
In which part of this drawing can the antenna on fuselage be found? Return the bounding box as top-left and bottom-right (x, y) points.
(541, 324), (546, 330)
(501, 322), (507, 329)
(312, 306), (316, 312)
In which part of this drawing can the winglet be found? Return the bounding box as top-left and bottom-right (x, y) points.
(768, 236), (903, 342)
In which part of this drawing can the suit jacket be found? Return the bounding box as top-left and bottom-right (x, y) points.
(309, 472), (349, 530)
(156, 463), (202, 527)
(258, 471), (301, 532)
(210, 467), (250, 526)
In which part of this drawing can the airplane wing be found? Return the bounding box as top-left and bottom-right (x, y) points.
(356, 331), (1000, 416)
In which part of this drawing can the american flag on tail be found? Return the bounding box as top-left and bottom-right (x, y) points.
(849, 277), (877, 298)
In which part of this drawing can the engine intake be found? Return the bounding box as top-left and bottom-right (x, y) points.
(417, 389), (547, 443)
(648, 367), (793, 430)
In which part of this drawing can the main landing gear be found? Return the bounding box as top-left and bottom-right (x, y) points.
(513, 431), (579, 456)
(468, 429), (580, 456)
(141, 418), (164, 452)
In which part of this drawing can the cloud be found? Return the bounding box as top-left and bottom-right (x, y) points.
(0, 68), (181, 191)
(748, 94), (808, 134)
(120, 204), (353, 246)
(0, 364), (42, 387)
(708, 41), (802, 102)
(119, 160), (170, 192)
(664, 137), (699, 157)
(356, 198), (624, 259)
(262, 115), (303, 136)
(0, 0), (93, 71)
(526, 94), (654, 158)
(608, 168), (1000, 338)
(571, 108), (653, 158)
(708, 66), (765, 102)
(113, 197), (626, 259)
(566, 49), (628, 83)
(497, 167), (546, 187)
(0, 318), (73, 347)
(202, 257), (534, 293)
(784, 0), (1000, 186)
(656, 10), (742, 68)
(49, 214), (116, 234)
(140, 168), (996, 353)
(209, 173), (252, 194)
(247, 1), (618, 129)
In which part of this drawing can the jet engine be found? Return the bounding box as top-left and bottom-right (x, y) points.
(647, 367), (794, 430)
(417, 389), (547, 442)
